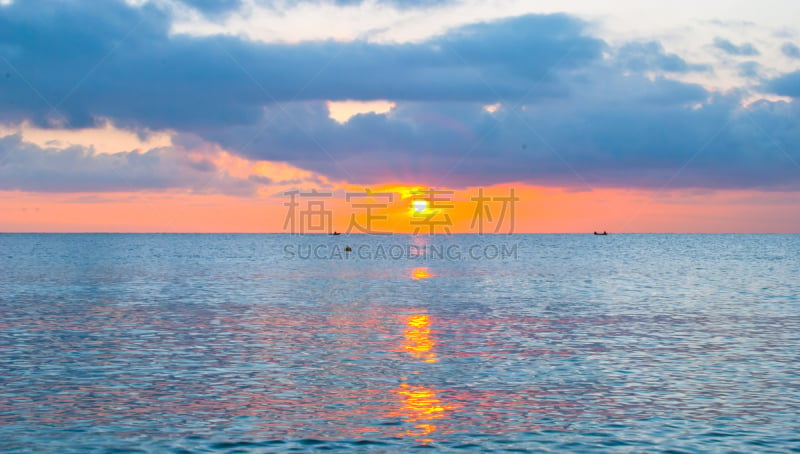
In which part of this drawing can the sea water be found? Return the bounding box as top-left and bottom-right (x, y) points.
(1, 234), (798, 452)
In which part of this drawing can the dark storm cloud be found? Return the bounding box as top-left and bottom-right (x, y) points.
(1, 0), (799, 192)
(712, 37), (760, 56)
(0, 134), (256, 194)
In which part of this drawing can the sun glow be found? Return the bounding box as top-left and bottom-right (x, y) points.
(411, 267), (434, 280)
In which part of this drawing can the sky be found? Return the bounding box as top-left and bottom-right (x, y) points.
(1, 0), (799, 232)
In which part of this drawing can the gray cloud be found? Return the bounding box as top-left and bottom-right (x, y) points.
(210, 84), (800, 190)
(305, 0), (454, 8)
(713, 37), (760, 56)
(766, 71), (800, 97)
(0, 1), (603, 132)
(178, 0), (242, 16)
(617, 41), (711, 73)
(174, 0), (453, 17)
(782, 42), (800, 59)
(0, 134), (257, 194)
(1, 0), (799, 193)
(738, 61), (761, 79)
(249, 0), (454, 11)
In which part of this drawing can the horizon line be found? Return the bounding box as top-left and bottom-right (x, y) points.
(1, 232), (798, 235)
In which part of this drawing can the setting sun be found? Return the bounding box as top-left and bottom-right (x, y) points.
(412, 267), (434, 280)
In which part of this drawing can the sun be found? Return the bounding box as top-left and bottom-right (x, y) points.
(412, 199), (428, 214)
(411, 267), (434, 280)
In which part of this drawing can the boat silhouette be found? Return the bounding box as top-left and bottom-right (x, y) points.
(593, 231), (608, 236)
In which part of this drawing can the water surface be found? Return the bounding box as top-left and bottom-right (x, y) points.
(1, 234), (799, 452)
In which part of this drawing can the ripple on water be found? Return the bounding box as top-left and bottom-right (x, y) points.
(0, 234), (798, 452)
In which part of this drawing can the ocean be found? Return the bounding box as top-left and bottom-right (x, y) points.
(1, 234), (798, 452)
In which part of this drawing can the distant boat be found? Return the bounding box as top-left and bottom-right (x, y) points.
(594, 231), (608, 236)
(331, 232), (341, 236)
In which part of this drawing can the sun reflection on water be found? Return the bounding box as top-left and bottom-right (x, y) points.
(392, 382), (452, 443)
(404, 314), (437, 363)
(392, 312), (452, 443)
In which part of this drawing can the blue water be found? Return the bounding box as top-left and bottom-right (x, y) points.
(0, 234), (798, 452)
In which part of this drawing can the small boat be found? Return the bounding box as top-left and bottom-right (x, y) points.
(331, 231), (341, 236)
(593, 231), (608, 236)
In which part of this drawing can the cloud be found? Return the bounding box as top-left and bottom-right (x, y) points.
(766, 71), (800, 97)
(208, 86), (800, 191)
(617, 41), (711, 73)
(175, 0), (451, 18)
(712, 37), (760, 56)
(178, 0), (242, 16)
(248, 174), (274, 185)
(738, 61), (761, 79)
(239, 0), (455, 12)
(0, 133), (257, 194)
(0, 1), (603, 131)
(707, 19), (757, 28)
(302, 0), (454, 8)
(782, 42), (800, 59)
(2, 0), (799, 193)
(175, 0), (452, 17)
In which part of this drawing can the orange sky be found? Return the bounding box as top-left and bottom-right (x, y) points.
(2, 185), (798, 233)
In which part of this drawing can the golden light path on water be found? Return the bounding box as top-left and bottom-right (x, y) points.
(403, 314), (437, 363)
(391, 267), (453, 444)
